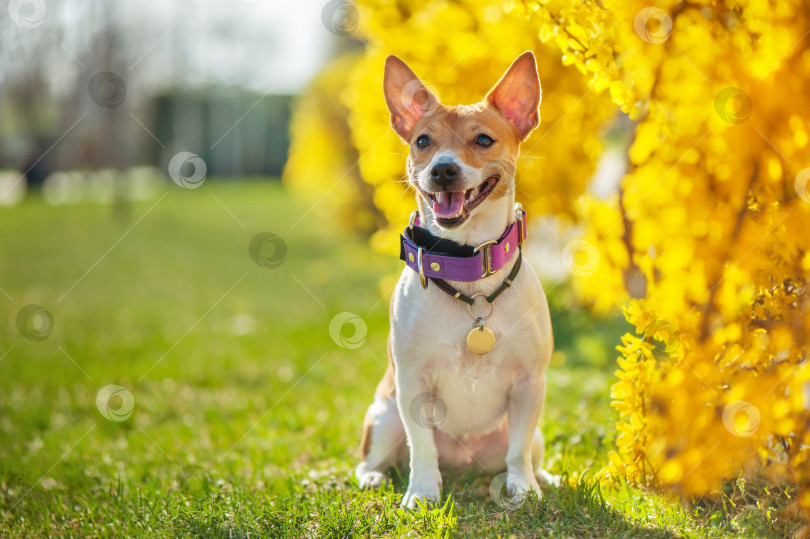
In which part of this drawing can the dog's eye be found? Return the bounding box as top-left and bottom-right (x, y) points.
(476, 134), (494, 148)
(415, 135), (431, 149)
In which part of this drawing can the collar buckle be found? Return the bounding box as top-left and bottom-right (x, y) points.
(417, 247), (428, 288)
(409, 210), (420, 231)
(514, 203), (525, 245)
(473, 240), (498, 279)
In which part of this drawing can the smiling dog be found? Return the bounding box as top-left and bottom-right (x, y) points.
(355, 51), (554, 508)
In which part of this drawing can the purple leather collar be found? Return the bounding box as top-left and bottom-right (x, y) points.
(399, 205), (527, 284)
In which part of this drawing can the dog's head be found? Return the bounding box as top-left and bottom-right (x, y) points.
(383, 52), (541, 230)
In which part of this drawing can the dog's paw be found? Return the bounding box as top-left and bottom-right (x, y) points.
(505, 474), (541, 498)
(401, 475), (442, 509)
(401, 488), (440, 509)
(491, 471), (541, 508)
(357, 470), (389, 490)
(536, 468), (561, 488)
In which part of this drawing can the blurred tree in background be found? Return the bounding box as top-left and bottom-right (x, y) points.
(284, 53), (385, 234)
(0, 0), (310, 190)
(286, 0), (810, 519)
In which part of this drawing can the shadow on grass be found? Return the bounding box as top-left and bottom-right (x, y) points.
(172, 468), (679, 538)
(437, 470), (677, 538)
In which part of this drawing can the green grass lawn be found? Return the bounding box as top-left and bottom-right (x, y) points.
(0, 181), (796, 537)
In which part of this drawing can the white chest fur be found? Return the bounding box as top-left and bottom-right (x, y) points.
(390, 258), (553, 437)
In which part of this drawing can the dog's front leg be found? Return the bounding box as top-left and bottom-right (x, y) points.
(505, 376), (545, 498)
(396, 376), (442, 508)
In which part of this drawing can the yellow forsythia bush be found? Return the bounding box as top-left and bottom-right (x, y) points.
(517, 0), (810, 512)
(285, 0), (810, 516)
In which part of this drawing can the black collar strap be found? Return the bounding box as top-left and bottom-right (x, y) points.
(404, 225), (475, 257)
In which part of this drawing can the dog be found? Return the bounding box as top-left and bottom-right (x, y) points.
(355, 51), (554, 509)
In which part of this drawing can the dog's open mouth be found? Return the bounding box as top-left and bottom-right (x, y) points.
(423, 175), (500, 227)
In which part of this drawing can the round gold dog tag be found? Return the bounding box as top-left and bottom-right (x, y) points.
(467, 326), (496, 355)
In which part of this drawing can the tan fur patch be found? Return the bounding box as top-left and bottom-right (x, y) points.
(375, 335), (397, 400)
(360, 412), (374, 458)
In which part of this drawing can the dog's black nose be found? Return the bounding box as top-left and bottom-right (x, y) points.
(430, 162), (459, 188)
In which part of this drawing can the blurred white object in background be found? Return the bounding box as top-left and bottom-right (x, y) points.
(0, 171), (27, 206)
(524, 216), (576, 283)
(86, 169), (118, 204)
(43, 171), (86, 206)
(43, 167), (166, 206)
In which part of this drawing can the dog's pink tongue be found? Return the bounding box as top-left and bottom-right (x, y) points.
(433, 191), (464, 218)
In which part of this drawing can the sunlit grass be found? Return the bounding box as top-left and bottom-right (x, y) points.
(0, 181), (794, 537)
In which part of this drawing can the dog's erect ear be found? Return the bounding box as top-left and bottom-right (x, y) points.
(383, 55), (440, 141)
(485, 51), (542, 140)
